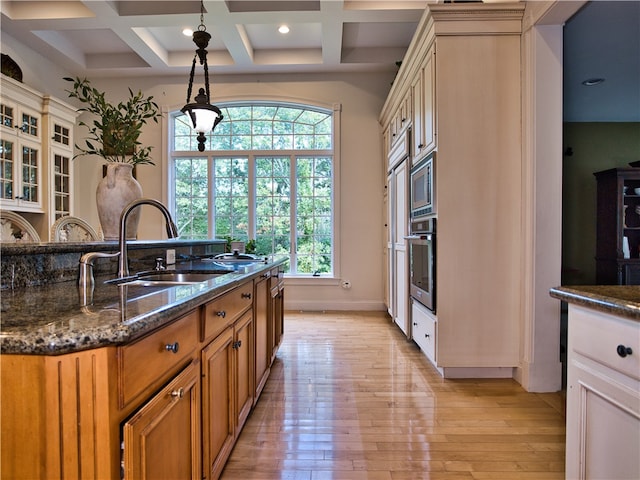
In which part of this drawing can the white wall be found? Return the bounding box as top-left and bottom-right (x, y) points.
(2, 32), (392, 312)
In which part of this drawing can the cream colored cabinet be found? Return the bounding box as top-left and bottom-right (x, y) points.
(0, 76), (78, 237)
(565, 305), (640, 480)
(411, 299), (436, 364)
(43, 96), (77, 223)
(122, 360), (201, 480)
(381, 4), (525, 375)
(388, 159), (409, 336)
(411, 45), (435, 161)
(0, 79), (43, 212)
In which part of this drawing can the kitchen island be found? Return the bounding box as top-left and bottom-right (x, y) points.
(1, 245), (287, 480)
(550, 285), (640, 480)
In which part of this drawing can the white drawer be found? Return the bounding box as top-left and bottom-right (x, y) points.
(411, 300), (436, 364)
(569, 305), (640, 381)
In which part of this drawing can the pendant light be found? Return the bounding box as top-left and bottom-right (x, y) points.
(181, 0), (223, 152)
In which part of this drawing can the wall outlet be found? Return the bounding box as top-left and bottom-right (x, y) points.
(341, 280), (351, 289)
(166, 249), (176, 265)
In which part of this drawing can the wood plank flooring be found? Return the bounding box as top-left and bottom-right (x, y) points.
(220, 311), (566, 480)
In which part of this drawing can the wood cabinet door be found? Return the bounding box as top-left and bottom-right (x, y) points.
(254, 274), (270, 400)
(201, 327), (235, 480)
(122, 360), (201, 480)
(235, 310), (254, 431)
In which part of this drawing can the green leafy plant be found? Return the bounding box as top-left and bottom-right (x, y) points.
(64, 77), (161, 165)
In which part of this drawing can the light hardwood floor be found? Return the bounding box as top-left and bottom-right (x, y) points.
(221, 311), (566, 480)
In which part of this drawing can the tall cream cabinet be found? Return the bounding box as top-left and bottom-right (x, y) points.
(380, 3), (525, 377)
(0, 76), (78, 240)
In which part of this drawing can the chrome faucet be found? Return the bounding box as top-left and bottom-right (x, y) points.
(117, 198), (179, 278)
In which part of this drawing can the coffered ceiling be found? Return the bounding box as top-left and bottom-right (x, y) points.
(2, 1), (637, 121)
(0, 0), (427, 77)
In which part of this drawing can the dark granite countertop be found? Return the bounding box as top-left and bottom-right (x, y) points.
(549, 285), (640, 322)
(1, 256), (287, 355)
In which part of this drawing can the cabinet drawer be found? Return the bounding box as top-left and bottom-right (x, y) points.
(202, 284), (253, 343)
(119, 310), (199, 409)
(411, 300), (436, 364)
(570, 305), (640, 381)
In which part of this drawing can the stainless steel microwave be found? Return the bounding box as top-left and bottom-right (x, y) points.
(410, 152), (435, 219)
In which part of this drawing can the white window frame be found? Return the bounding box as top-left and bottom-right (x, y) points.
(164, 101), (342, 282)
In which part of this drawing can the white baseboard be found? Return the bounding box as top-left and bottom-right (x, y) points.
(284, 300), (387, 312)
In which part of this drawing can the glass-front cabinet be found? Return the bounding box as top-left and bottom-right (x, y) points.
(594, 167), (640, 285)
(0, 87), (43, 212)
(0, 76), (78, 239)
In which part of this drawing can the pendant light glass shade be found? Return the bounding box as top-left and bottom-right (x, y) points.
(181, 2), (223, 152)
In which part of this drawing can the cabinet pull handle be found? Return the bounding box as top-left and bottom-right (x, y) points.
(165, 342), (179, 354)
(425, 334), (430, 338)
(241, 293), (252, 299)
(170, 387), (184, 399)
(233, 340), (242, 349)
(413, 322), (418, 326)
(418, 143), (424, 149)
(216, 311), (226, 318)
(617, 344), (633, 358)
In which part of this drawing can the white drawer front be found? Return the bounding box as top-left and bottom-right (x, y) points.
(411, 300), (436, 364)
(570, 305), (640, 381)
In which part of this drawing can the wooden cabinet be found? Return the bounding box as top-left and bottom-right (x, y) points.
(201, 326), (235, 480)
(1, 269), (284, 480)
(254, 272), (270, 400)
(594, 167), (640, 285)
(0, 76), (78, 237)
(565, 304), (640, 479)
(201, 285), (254, 480)
(234, 310), (254, 430)
(270, 266), (285, 363)
(122, 359), (201, 480)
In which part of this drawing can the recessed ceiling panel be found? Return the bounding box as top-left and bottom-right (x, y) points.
(343, 22), (418, 49)
(226, 1), (320, 13)
(2, 1), (95, 20)
(116, 1), (202, 16)
(245, 23), (321, 50)
(52, 29), (134, 55)
(146, 26), (227, 52)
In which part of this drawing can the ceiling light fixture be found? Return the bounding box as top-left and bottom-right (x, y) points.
(581, 78), (605, 86)
(278, 25), (290, 34)
(181, 0), (223, 152)
(182, 28), (193, 37)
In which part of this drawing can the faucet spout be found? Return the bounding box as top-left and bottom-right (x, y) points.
(118, 198), (179, 278)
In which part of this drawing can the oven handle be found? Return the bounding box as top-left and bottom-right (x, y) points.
(404, 234), (433, 241)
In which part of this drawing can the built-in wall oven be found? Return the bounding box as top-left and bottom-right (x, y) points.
(406, 217), (436, 313)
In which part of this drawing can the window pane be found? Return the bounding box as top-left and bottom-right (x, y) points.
(171, 104), (334, 275)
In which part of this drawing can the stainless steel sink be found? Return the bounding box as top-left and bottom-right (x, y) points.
(111, 271), (228, 287)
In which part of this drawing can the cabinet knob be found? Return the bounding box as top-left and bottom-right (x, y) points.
(165, 342), (179, 354)
(418, 143), (424, 149)
(616, 344), (633, 358)
(170, 387), (184, 399)
(233, 340), (242, 349)
(241, 292), (252, 299)
(425, 334), (430, 338)
(216, 310), (226, 318)
(413, 322), (418, 326)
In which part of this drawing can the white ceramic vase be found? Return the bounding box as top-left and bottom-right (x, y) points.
(96, 163), (143, 240)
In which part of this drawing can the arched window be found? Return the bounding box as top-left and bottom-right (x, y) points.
(169, 102), (338, 276)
